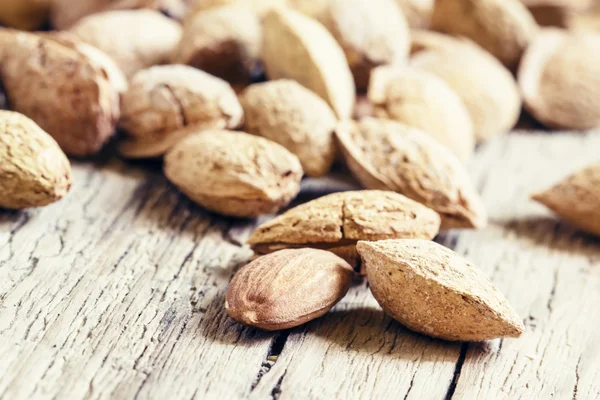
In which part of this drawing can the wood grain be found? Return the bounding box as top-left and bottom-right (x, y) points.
(1, 131), (599, 399)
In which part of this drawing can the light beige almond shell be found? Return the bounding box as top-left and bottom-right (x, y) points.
(335, 118), (487, 230)
(396, 0), (433, 29)
(239, 80), (336, 177)
(164, 130), (303, 218)
(0, 0), (49, 30)
(358, 239), (525, 341)
(518, 29), (600, 130)
(70, 9), (182, 78)
(409, 29), (473, 55)
(248, 190), (441, 257)
(118, 65), (243, 158)
(0, 111), (72, 209)
(293, 0), (410, 90)
(0, 31), (120, 156)
(411, 45), (521, 143)
(225, 248), (353, 330)
(262, 7), (355, 119)
(368, 66), (475, 162)
(172, 6), (262, 84)
(532, 163), (600, 236)
(432, 0), (538, 70)
(187, 0), (288, 18)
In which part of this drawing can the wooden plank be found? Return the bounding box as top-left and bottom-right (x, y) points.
(1, 131), (599, 399)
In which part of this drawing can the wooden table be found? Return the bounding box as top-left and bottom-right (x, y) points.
(1, 130), (599, 400)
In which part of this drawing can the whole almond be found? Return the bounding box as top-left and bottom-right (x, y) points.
(164, 130), (303, 218)
(292, 0), (410, 90)
(358, 239), (525, 341)
(225, 248), (354, 330)
(172, 6), (262, 84)
(0, 31), (119, 156)
(248, 190), (441, 268)
(368, 66), (475, 162)
(240, 80), (337, 177)
(532, 163), (600, 236)
(412, 45), (521, 143)
(396, 0), (433, 29)
(70, 10), (182, 78)
(409, 29), (473, 55)
(518, 29), (600, 130)
(0, 0), (49, 30)
(262, 7), (355, 119)
(118, 65), (243, 158)
(335, 118), (487, 229)
(432, 0), (538, 70)
(0, 111), (72, 209)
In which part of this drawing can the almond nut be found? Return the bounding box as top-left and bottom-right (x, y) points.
(262, 7), (355, 119)
(532, 163), (600, 236)
(164, 130), (303, 218)
(396, 0), (433, 29)
(240, 79), (337, 177)
(0, 111), (72, 209)
(358, 239), (525, 341)
(368, 66), (475, 162)
(118, 65), (243, 158)
(335, 118), (487, 229)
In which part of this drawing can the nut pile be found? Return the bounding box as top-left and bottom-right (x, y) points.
(1, 0), (600, 342)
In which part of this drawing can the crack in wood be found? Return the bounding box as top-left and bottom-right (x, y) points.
(445, 343), (468, 400)
(572, 355), (581, 400)
(546, 269), (559, 314)
(270, 369), (287, 400)
(403, 370), (418, 400)
(250, 330), (290, 391)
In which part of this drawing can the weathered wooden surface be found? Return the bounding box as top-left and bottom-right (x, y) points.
(1, 131), (599, 400)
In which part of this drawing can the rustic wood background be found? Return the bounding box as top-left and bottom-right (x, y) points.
(1, 130), (599, 399)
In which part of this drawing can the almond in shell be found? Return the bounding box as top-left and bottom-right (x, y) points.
(262, 7), (355, 119)
(225, 248), (354, 330)
(396, 0), (433, 29)
(532, 163), (600, 237)
(164, 130), (303, 218)
(358, 239), (525, 341)
(0, 111), (72, 209)
(335, 118), (487, 230)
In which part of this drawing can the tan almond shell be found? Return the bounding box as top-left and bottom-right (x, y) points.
(0, 111), (72, 209)
(335, 118), (487, 230)
(396, 0), (433, 29)
(70, 9), (182, 78)
(431, 0), (539, 70)
(518, 29), (600, 130)
(225, 248), (354, 330)
(368, 66), (475, 163)
(532, 163), (600, 237)
(294, 0), (410, 90)
(0, 31), (119, 156)
(118, 65), (243, 158)
(262, 7), (355, 119)
(411, 45), (521, 143)
(187, 0), (288, 18)
(164, 130), (303, 218)
(0, 0), (49, 30)
(409, 29), (474, 55)
(358, 239), (525, 341)
(247, 190), (441, 256)
(172, 6), (262, 84)
(239, 80), (337, 178)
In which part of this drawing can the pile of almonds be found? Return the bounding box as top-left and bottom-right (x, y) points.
(1, 0), (600, 342)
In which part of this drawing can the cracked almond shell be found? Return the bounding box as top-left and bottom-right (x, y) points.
(172, 6), (262, 84)
(335, 118), (487, 230)
(239, 80), (337, 178)
(70, 9), (182, 78)
(0, 31), (119, 156)
(358, 239), (525, 341)
(532, 163), (600, 237)
(293, 0), (410, 90)
(0, 111), (72, 209)
(247, 190), (441, 266)
(368, 66), (475, 162)
(225, 248), (354, 330)
(518, 29), (600, 130)
(118, 65), (243, 158)
(164, 130), (303, 218)
(432, 0), (539, 70)
(411, 45), (521, 143)
(262, 7), (355, 119)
